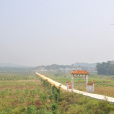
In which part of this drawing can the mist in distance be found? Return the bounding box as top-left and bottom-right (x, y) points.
(0, 0), (114, 66)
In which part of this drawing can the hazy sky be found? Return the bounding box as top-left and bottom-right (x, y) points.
(0, 0), (114, 66)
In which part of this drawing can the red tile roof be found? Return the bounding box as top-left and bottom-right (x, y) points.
(71, 70), (89, 75)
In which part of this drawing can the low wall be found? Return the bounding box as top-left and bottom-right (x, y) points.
(86, 85), (94, 93)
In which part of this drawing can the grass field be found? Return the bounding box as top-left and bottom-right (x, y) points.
(0, 72), (55, 113)
(0, 71), (114, 113)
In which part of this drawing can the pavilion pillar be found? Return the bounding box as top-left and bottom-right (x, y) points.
(86, 75), (88, 91)
(93, 83), (94, 92)
(86, 75), (88, 85)
(71, 75), (74, 92)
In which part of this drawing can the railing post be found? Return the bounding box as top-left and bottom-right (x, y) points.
(93, 83), (94, 93)
(67, 83), (68, 92)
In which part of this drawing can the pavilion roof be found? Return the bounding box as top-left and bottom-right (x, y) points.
(71, 70), (89, 75)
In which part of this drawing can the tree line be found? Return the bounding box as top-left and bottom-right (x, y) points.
(96, 61), (114, 75)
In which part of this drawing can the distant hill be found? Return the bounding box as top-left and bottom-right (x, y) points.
(0, 63), (26, 67)
(72, 62), (96, 69)
(36, 62), (97, 72)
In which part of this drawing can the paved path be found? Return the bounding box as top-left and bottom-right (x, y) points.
(36, 72), (114, 103)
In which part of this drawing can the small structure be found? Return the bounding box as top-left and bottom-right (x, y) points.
(71, 70), (95, 93)
(66, 80), (72, 92)
(86, 80), (95, 93)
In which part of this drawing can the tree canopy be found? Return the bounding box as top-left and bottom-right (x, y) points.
(96, 61), (114, 75)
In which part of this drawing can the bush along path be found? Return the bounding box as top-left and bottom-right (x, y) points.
(37, 74), (61, 114)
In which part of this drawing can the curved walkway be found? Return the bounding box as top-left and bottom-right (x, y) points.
(36, 72), (114, 103)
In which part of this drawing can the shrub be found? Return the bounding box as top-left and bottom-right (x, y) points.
(27, 105), (37, 114)
(52, 103), (58, 114)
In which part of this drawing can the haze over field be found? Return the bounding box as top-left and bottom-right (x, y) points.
(0, 0), (114, 66)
